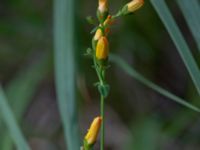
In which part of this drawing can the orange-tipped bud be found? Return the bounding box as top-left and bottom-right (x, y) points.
(103, 15), (112, 26)
(127, 0), (144, 13)
(96, 36), (109, 60)
(98, 0), (108, 14)
(85, 117), (102, 145)
(94, 29), (103, 41)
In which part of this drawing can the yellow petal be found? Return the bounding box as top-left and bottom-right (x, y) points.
(94, 29), (103, 41)
(96, 36), (109, 60)
(85, 117), (102, 145)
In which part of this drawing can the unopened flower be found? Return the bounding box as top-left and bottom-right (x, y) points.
(121, 0), (144, 15)
(127, 0), (144, 13)
(97, 0), (109, 22)
(85, 117), (102, 145)
(94, 29), (103, 41)
(98, 0), (108, 14)
(96, 36), (109, 60)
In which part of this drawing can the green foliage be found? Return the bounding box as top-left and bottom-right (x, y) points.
(150, 0), (200, 97)
(53, 0), (80, 149)
(177, 0), (200, 51)
(0, 87), (30, 150)
(110, 54), (200, 112)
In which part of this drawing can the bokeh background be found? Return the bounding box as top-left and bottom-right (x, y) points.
(1, 0), (200, 150)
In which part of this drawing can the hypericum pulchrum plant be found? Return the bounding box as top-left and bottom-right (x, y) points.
(82, 0), (144, 149)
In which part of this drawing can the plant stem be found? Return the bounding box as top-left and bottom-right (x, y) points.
(100, 94), (105, 150)
(92, 29), (106, 150)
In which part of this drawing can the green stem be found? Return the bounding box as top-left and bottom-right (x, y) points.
(93, 56), (105, 150)
(100, 94), (105, 150)
(92, 29), (106, 150)
(93, 55), (104, 85)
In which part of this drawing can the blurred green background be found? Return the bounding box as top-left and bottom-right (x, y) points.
(1, 0), (200, 149)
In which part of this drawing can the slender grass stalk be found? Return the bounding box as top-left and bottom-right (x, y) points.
(110, 54), (200, 112)
(53, 0), (80, 149)
(150, 0), (200, 96)
(0, 87), (30, 150)
(177, 0), (200, 51)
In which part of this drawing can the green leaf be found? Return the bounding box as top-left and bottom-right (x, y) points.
(177, 0), (200, 51)
(0, 87), (30, 150)
(110, 54), (200, 112)
(150, 0), (200, 97)
(53, 0), (80, 149)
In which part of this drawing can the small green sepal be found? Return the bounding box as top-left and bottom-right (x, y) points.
(98, 83), (110, 98)
(83, 139), (93, 150)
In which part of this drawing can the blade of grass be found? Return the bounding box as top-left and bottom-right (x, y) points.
(110, 54), (200, 112)
(177, 0), (200, 51)
(150, 0), (200, 96)
(0, 87), (30, 150)
(54, 0), (80, 149)
(0, 56), (49, 150)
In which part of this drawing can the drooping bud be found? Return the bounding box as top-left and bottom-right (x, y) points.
(84, 117), (102, 145)
(121, 0), (144, 15)
(96, 36), (109, 60)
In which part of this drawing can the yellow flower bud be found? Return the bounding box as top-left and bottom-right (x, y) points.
(96, 36), (109, 60)
(85, 117), (102, 145)
(98, 0), (108, 14)
(94, 29), (103, 41)
(127, 0), (144, 13)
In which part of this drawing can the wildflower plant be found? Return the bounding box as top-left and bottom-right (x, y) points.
(82, 0), (144, 149)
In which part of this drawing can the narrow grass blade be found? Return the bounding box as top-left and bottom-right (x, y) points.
(53, 0), (80, 149)
(110, 54), (200, 112)
(0, 56), (49, 150)
(177, 0), (200, 51)
(150, 0), (200, 96)
(0, 87), (30, 150)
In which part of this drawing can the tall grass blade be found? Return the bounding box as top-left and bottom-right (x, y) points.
(0, 57), (49, 150)
(177, 0), (200, 51)
(110, 54), (200, 112)
(150, 0), (200, 96)
(54, 0), (80, 149)
(0, 87), (30, 150)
